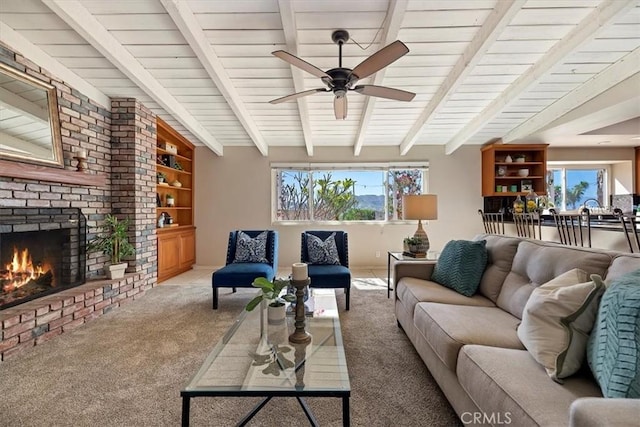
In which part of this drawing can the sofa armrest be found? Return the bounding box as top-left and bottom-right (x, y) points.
(393, 260), (436, 284)
(570, 397), (640, 427)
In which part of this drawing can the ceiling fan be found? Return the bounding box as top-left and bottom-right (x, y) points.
(269, 29), (415, 120)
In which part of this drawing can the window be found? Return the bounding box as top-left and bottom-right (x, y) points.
(274, 164), (428, 222)
(546, 166), (608, 211)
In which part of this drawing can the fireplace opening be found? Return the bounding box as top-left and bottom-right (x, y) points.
(0, 208), (86, 310)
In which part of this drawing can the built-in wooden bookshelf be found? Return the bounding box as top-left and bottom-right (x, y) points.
(156, 118), (195, 282)
(481, 141), (548, 197)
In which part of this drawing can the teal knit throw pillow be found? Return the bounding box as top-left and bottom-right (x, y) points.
(431, 240), (488, 297)
(587, 268), (640, 398)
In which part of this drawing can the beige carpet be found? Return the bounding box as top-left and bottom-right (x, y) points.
(0, 269), (460, 427)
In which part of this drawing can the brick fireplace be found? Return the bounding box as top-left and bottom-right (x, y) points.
(0, 44), (158, 361)
(0, 208), (86, 310)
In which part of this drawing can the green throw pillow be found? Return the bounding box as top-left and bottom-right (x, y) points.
(431, 240), (488, 297)
(587, 268), (640, 398)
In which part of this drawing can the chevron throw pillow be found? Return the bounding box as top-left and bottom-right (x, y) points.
(431, 239), (488, 297)
(587, 268), (640, 398)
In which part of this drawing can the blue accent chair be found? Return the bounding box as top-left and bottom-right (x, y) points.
(211, 230), (278, 309)
(301, 230), (351, 310)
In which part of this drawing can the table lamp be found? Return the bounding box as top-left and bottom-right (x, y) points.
(403, 194), (438, 256)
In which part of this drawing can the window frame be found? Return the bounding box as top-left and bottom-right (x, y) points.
(546, 162), (611, 211)
(271, 162), (429, 224)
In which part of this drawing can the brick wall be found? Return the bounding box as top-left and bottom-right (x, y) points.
(0, 44), (159, 361)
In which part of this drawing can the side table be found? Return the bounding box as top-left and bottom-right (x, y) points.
(387, 252), (435, 298)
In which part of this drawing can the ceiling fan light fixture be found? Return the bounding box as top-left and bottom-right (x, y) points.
(270, 29), (415, 120)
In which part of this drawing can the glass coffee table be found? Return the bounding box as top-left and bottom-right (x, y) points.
(181, 289), (350, 426)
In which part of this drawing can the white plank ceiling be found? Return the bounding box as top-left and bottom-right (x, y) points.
(0, 0), (638, 156)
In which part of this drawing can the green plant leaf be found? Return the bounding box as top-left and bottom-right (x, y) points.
(283, 294), (296, 302)
(252, 277), (273, 290)
(245, 295), (263, 312)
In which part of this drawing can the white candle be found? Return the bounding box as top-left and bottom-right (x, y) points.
(75, 148), (87, 159)
(292, 262), (308, 281)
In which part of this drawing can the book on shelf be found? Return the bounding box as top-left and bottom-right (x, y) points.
(402, 251), (426, 258)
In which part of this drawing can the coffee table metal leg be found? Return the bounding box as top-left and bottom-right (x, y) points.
(181, 396), (190, 427)
(237, 396), (272, 427)
(387, 252), (391, 298)
(296, 397), (319, 426)
(342, 396), (350, 426)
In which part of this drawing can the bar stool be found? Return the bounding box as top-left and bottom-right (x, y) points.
(513, 212), (542, 239)
(549, 208), (591, 247)
(478, 209), (505, 234)
(614, 208), (640, 253)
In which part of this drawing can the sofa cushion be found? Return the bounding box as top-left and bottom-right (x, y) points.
(497, 240), (612, 319)
(413, 303), (523, 371)
(476, 234), (521, 302)
(233, 230), (268, 263)
(517, 269), (605, 381)
(458, 345), (602, 427)
(306, 232), (341, 265)
(588, 268), (640, 398)
(431, 239), (488, 297)
(605, 253), (640, 283)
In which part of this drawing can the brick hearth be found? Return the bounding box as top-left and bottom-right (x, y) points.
(0, 274), (149, 361)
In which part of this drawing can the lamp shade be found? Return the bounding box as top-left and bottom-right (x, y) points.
(403, 194), (438, 220)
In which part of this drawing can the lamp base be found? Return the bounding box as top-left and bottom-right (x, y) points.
(413, 220), (431, 253)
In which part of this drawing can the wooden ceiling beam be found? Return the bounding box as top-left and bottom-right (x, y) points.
(160, 0), (269, 156)
(0, 22), (110, 109)
(42, 0), (224, 155)
(503, 48), (640, 143)
(353, 0), (408, 156)
(277, 0), (314, 156)
(399, 0), (525, 156)
(444, 0), (638, 155)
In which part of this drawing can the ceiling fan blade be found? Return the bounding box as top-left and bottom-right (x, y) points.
(272, 50), (330, 79)
(334, 96), (347, 120)
(269, 88), (327, 104)
(350, 40), (409, 81)
(353, 85), (415, 102)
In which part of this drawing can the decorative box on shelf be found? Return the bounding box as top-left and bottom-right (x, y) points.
(160, 141), (178, 154)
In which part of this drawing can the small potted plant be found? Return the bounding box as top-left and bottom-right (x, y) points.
(514, 154), (526, 163)
(403, 236), (423, 254)
(87, 214), (136, 279)
(246, 277), (296, 324)
(157, 172), (167, 184)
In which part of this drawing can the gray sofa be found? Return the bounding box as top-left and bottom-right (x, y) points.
(394, 234), (640, 426)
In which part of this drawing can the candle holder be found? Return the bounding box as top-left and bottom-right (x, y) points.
(288, 277), (311, 344)
(74, 152), (87, 172)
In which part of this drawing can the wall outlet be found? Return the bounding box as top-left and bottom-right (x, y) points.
(375, 251), (381, 258)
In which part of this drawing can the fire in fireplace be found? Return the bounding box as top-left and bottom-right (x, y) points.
(2, 246), (54, 294)
(0, 208), (86, 310)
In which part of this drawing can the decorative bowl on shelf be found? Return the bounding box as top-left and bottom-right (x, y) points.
(170, 180), (182, 187)
(517, 169), (529, 177)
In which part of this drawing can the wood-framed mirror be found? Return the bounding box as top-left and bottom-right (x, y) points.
(0, 62), (63, 168)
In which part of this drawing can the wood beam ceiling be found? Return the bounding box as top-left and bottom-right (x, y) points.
(277, 0), (314, 156)
(0, 21), (110, 109)
(42, 0), (225, 155)
(444, 0), (638, 155)
(160, 0), (269, 156)
(399, 0), (525, 156)
(353, 0), (407, 156)
(503, 48), (640, 143)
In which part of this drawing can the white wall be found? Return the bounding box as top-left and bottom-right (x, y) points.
(194, 145), (636, 269)
(194, 145), (484, 268)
